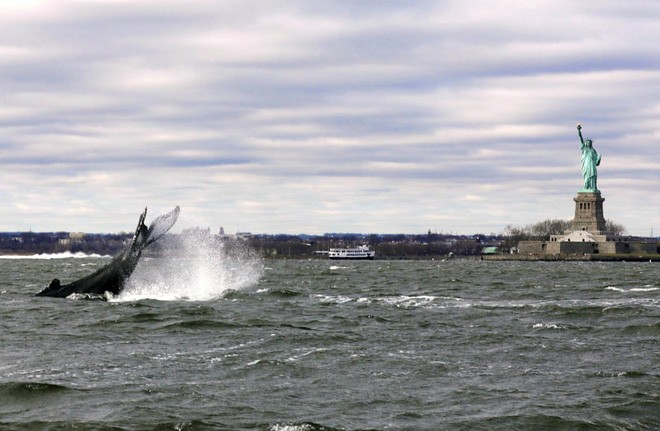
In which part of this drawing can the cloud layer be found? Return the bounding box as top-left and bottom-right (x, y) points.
(1, 0), (658, 235)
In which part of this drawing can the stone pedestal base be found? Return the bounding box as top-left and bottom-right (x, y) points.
(572, 191), (606, 232)
(516, 188), (659, 257)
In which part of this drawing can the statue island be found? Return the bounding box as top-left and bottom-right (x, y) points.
(516, 124), (658, 259)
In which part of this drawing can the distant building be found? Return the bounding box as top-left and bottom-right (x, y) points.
(69, 232), (85, 242)
(481, 246), (499, 255)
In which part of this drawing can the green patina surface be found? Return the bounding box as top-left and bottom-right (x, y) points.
(577, 124), (600, 192)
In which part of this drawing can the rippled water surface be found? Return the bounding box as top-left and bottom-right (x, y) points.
(1, 256), (658, 430)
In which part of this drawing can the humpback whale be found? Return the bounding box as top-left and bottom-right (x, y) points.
(36, 206), (180, 299)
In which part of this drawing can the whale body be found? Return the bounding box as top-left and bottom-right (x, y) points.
(36, 206), (180, 299)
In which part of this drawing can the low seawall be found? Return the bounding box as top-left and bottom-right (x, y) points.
(483, 254), (659, 262)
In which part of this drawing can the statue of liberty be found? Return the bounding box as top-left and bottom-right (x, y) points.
(577, 123), (601, 192)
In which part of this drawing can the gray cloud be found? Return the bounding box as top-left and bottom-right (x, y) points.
(0, 0), (658, 235)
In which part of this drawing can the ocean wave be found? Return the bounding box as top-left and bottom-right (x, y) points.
(314, 294), (353, 304)
(65, 292), (110, 301)
(0, 251), (110, 260)
(313, 293), (466, 310)
(449, 414), (606, 429)
(605, 286), (659, 292)
(268, 288), (302, 297)
(308, 291), (660, 314)
(473, 298), (659, 312)
(270, 422), (342, 431)
(161, 319), (244, 330)
(0, 381), (77, 398)
(379, 295), (437, 308)
(593, 370), (650, 378)
(532, 322), (566, 330)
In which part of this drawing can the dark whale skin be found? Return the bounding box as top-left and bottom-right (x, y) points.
(36, 206), (179, 299)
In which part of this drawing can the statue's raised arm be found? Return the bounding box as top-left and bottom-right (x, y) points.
(577, 123), (585, 146)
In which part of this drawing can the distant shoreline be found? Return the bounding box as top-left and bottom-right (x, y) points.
(2, 249), (657, 262)
(483, 254), (660, 262)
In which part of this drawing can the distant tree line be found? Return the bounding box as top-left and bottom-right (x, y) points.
(1, 218), (634, 259)
(243, 232), (499, 259)
(0, 231), (131, 255)
(0, 229), (525, 259)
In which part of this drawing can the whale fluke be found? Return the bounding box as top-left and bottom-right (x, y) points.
(36, 206), (180, 299)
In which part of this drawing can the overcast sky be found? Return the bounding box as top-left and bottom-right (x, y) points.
(1, 0), (658, 235)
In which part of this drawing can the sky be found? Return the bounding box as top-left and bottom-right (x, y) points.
(1, 0), (658, 236)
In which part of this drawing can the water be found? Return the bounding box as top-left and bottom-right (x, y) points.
(0, 255), (658, 430)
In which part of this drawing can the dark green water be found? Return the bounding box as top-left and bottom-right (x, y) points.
(1, 255), (658, 430)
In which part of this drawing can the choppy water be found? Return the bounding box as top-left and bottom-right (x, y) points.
(0, 255), (658, 430)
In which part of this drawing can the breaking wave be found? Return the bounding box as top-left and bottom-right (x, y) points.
(605, 286), (658, 292)
(0, 251), (110, 260)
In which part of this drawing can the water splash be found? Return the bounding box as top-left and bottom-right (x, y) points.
(115, 231), (263, 302)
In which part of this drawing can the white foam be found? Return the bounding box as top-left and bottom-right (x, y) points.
(330, 294), (468, 309)
(605, 286), (625, 292)
(313, 294), (352, 304)
(387, 295), (436, 308)
(606, 286), (659, 292)
(286, 347), (328, 362)
(66, 292), (107, 301)
(0, 251), (110, 260)
(270, 425), (315, 431)
(533, 323), (565, 329)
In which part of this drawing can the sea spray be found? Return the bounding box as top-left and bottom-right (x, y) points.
(116, 229), (263, 301)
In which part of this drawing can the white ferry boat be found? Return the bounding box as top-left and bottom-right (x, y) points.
(328, 245), (375, 260)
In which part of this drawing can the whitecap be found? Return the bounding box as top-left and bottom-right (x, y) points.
(605, 286), (626, 292)
(65, 292), (107, 301)
(0, 251), (110, 260)
(286, 347), (328, 362)
(271, 425), (316, 431)
(357, 295), (465, 309)
(313, 294), (352, 304)
(606, 286), (659, 293)
(533, 323), (565, 329)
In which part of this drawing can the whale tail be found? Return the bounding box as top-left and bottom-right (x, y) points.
(146, 205), (180, 246)
(37, 206), (180, 298)
(131, 206), (180, 251)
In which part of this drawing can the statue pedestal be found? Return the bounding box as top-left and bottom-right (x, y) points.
(519, 187), (658, 257)
(572, 191), (606, 232)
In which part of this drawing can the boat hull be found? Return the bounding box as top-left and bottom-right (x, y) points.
(329, 255), (375, 260)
